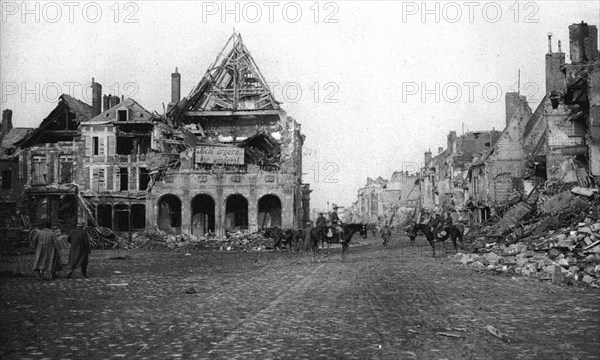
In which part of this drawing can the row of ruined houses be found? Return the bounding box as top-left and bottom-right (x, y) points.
(343, 172), (421, 225)
(418, 22), (600, 224)
(0, 32), (311, 237)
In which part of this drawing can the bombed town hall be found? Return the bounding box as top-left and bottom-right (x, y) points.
(0, 33), (310, 239)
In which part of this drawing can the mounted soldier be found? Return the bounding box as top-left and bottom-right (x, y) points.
(428, 211), (444, 238)
(328, 206), (343, 243)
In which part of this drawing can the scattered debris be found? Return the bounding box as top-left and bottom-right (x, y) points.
(185, 287), (197, 294)
(485, 325), (511, 342)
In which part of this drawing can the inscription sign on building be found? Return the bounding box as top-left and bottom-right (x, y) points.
(195, 146), (245, 165)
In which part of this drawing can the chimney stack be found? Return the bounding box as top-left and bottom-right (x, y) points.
(103, 94), (110, 112)
(569, 22), (599, 64)
(438, 147), (443, 155)
(91, 78), (102, 117)
(109, 95), (120, 108)
(171, 67), (181, 104)
(558, 40), (562, 53)
(2, 109), (13, 135)
(547, 32), (553, 53)
(424, 149), (432, 165)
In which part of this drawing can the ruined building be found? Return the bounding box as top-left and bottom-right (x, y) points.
(467, 21), (599, 222)
(1, 32), (308, 236)
(353, 172), (420, 224)
(151, 32), (307, 236)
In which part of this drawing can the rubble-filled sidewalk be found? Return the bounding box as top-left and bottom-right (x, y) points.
(95, 229), (277, 252)
(454, 183), (600, 287)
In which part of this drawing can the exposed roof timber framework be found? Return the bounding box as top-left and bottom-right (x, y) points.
(184, 32), (281, 115)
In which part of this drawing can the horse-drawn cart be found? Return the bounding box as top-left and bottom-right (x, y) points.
(85, 226), (116, 249)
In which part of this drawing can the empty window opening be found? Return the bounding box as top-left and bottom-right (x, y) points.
(225, 194), (248, 229)
(92, 137), (99, 155)
(58, 195), (77, 229)
(97, 204), (112, 228)
(191, 194), (215, 236)
(114, 204), (130, 231)
(118, 109), (128, 122)
(32, 155), (48, 184)
(157, 195), (181, 234)
(2, 170), (12, 190)
(139, 167), (150, 190)
(116, 136), (134, 155)
(59, 155), (74, 184)
(258, 195), (282, 229)
(131, 204), (146, 229)
(120, 168), (129, 191)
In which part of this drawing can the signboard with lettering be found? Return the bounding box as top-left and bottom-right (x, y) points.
(195, 146), (245, 165)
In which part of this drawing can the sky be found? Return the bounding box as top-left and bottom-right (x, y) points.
(1, 0), (599, 211)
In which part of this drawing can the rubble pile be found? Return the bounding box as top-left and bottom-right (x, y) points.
(456, 183), (600, 287)
(95, 229), (275, 252)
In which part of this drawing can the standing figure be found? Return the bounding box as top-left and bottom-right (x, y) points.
(67, 226), (91, 279)
(31, 223), (62, 280)
(303, 222), (313, 251)
(381, 225), (392, 249)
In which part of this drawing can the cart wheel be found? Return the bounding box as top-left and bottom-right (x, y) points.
(87, 229), (100, 248)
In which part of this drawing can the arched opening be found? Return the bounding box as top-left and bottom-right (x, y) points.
(191, 194), (215, 236)
(258, 194), (282, 229)
(225, 194), (248, 230)
(157, 194), (181, 234)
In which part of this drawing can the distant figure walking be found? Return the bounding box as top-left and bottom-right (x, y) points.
(381, 225), (392, 249)
(31, 223), (62, 280)
(67, 226), (91, 279)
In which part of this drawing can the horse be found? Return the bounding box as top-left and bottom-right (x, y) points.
(264, 227), (303, 251)
(408, 223), (465, 257)
(310, 223), (363, 262)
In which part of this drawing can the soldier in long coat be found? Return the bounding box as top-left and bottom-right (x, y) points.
(67, 226), (91, 278)
(31, 224), (62, 280)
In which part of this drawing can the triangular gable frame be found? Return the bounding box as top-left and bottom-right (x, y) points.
(185, 32), (281, 112)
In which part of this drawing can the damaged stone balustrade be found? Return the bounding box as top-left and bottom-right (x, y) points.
(454, 183), (600, 287)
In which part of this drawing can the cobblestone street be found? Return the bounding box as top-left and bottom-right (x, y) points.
(1, 234), (599, 360)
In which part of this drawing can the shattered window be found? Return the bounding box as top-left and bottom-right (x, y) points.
(59, 155), (74, 184)
(1, 170), (11, 190)
(31, 155), (48, 184)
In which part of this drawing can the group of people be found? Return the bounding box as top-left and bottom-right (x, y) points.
(419, 209), (454, 238)
(31, 223), (91, 280)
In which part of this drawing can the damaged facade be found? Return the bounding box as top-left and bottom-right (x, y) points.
(1, 32), (308, 237)
(419, 21), (599, 224)
(349, 172), (420, 224)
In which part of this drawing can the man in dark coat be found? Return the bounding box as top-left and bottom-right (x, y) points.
(67, 226), (91, 278)
(316, 213), (327, 227)
(428, 211), (443, 238)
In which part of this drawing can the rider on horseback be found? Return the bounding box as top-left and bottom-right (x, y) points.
(428, 211), (444, 239)
(329, 206), (343, 243)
